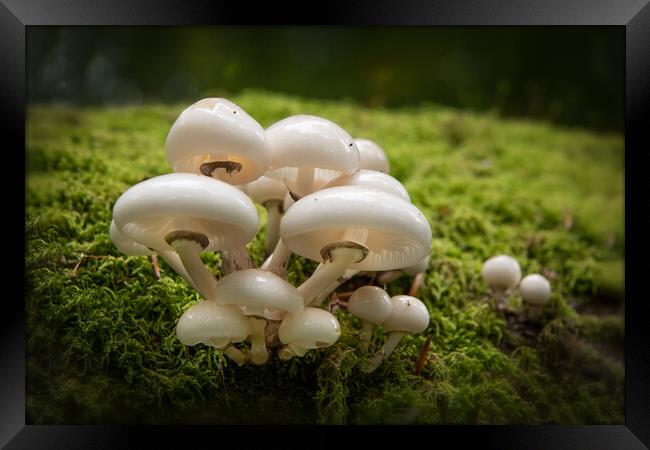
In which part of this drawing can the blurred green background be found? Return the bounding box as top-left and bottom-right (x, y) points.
(27, 26), (623, 132)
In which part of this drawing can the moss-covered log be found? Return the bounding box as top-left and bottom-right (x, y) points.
(26, 90), (624, 424)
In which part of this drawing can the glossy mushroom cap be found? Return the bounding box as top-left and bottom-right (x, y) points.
(355, 138), (390, 173)
(247, 175), (287, 206)
(348, 286), (393, 325)
(280, 186), (432, 271)
(519, 274), (552, 305)
(266, 115), (360, 196)
(324, 170), (410, 202)
(382, 295), (430, 333)
(112, 173), (259, 252)
(403, 256), (430, 276)
(166, 98), (270, 185)
(176, 302), (251, 348)
(110, 220), (154, 256)
(211, 269), (304, 319)
(279, 307), (341, 350)
(481, 255), (522, 291)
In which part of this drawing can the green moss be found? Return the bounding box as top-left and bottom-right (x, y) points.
(26, 90), (624, 424)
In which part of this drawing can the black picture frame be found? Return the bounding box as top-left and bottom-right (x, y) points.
(4, 0), (649, 447)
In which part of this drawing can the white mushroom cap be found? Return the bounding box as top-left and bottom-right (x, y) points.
(279, 307), (341, 350)
(481, 255), (522, 291)
(519, 274), (552, 305)
(402, 255), (430, 276)
(176, 302), (251, 348)
(266, 115), (360, 195)
(348, 286), (393, 325)
(165, 98), (270, 185)
(280, 186), (432, 271)
(211, 269), (304, 319)
(355, 138), (390, 173)
(112, 173), (259, 252)
(382, 295), (430, 333)
(110, 220), (154, 256)
(324, 170), (410, 202)
(246, 175), (287, 206)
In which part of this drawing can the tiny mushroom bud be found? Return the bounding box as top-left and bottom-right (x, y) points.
(519, 273), (552, 320)
(247, 175), (288, 255)
(278, 307), (341, 360)
(110, 220), (199, 291)
(112, 173), (259, 299)
(363, 295), (430, 373)
(211, 269), (304, 365)
(481, 255), (522, 300)
(348, 286), (393, 349)
(281, 186), (432, 305)
(176, 301), (252, 366)
(354, 138), (390, 173)
(266, 115), (360, 198)
(166, 98), (270, 185)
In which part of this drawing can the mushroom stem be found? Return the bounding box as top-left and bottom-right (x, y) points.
(309, 268), (360, 307)
(490, 286), (508, 304)
(265, 201), (282, 256)
(525, 304), (543, 321)
(223, 346), (249, 366)
(221, 246), (254, 275)
(295, 167), (314, 196)
(363, 331), (406, 373)
(169, 239), (217, 299)
(298, 247), (365, 305)
(158, 251), (200, 292)
(249, 317), (269, 365)
(262, 239), (292, 277)
(359, 320), (374, 351)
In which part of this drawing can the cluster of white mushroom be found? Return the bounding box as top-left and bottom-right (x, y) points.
(110, 98), (433, 369)
(481, 255), (552, 319)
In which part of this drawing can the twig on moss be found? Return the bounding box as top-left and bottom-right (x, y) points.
(414, 335), (431, 375)
(71, 253), (109, 276)
(409, 272), (426, 297)
(151, 255), (161, 280)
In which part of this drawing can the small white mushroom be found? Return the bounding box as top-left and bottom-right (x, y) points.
(354, 138), (390, 173)
(281, 186), (432, 305)
(363, 295), (430, 373)
(324, 170), (410, 201)
(278, 307), (341, 360)
(519, 273), (552, 320)
(110, 220), (199, 291)
(166, 98), (270, 185)
(112, 173), (259, 299)
(211, 269), (304, 364)
(176, 301), (251, 366)
(481, 255), (522, 301)
(266, 115), (360, 198)
(348, 286), (393, 350)
(247, 175), (288, 255)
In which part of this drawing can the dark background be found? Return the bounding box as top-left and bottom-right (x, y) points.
(27, 26), (624, 132)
